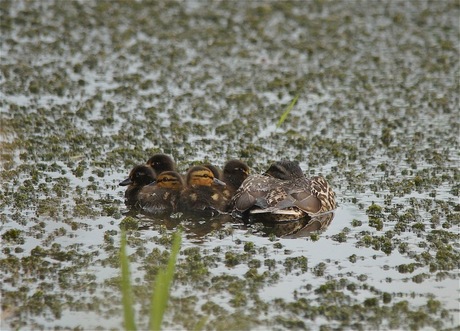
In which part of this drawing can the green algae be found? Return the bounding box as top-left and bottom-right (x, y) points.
(1, 228), (24, 244)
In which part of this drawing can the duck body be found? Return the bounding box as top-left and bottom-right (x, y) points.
(177, 166), (227, 217)
(119, 165), (156, 207)
(230, 161), (336, 223)
(137, 171), (184, 215)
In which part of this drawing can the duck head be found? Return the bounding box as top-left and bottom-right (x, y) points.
(186, 166), (226, 187)
(203, 163), (222, 179)
(264, 160), (304, 180)
(155, 171), (184, 190)
(119, 165), (156, 186)
(223, 159), (250, 189)
(146, 154), (176, 175)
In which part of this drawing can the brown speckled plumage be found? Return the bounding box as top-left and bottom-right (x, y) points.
(178, 166), (228, 217)
(230, 161), (336, 223)
(138, 171), (184, 215)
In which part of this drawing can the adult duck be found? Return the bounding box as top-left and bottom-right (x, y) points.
(230, 161), (336, 222)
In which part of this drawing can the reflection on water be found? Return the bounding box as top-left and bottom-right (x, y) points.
(128, 209), (234, 238)
(261, 212), (335, 238)
(131, 208), (335, 239)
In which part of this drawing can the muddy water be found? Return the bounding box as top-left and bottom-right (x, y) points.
(1, 1), (459, 330)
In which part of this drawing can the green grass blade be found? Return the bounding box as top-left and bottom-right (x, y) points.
(149, 230), (182, 331)
(276, 94), (299, 128)
(120, 230), (137, 331)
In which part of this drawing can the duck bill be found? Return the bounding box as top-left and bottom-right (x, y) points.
(146, 180), (157, 186)
(119, 177), (132, 186)
(213, 178), (226, 186)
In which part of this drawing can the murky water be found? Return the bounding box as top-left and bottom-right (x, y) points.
(1, 1), (459, 330)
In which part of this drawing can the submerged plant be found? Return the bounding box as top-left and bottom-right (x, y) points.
(120, 230), (182, 331)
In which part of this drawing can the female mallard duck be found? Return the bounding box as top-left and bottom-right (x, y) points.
(137, 171), (184, 215)
(177, 165), (227, 217)
(222, 159), (250, 201)
(230, 160), (336, 223)
(119, 165), (156, 207)
(146, 154), (177, 177)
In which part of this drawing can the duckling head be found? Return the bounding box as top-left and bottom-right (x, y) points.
(203, 163), (222, 179)
(146, 154), (176, 175)
(186, 166), (226, 187)
(155, 171), (184, 190)
(119, 165), (156, 186)
(264, 160), (304, 180)
(223, 159), (250, 188)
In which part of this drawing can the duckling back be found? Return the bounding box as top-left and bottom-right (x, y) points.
(178, 165), (227, 217)
(138, 171), (184, 215)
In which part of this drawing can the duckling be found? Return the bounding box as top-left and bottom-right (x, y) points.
(230, 160), (336, 222)
(138, 171), (184, 215)
(222, 159), (250, 201)
(119, 165), (156, 207)
(177, 165), (227, 217)
(203, 163), (222, 180)
(146, 154), (177, 177)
